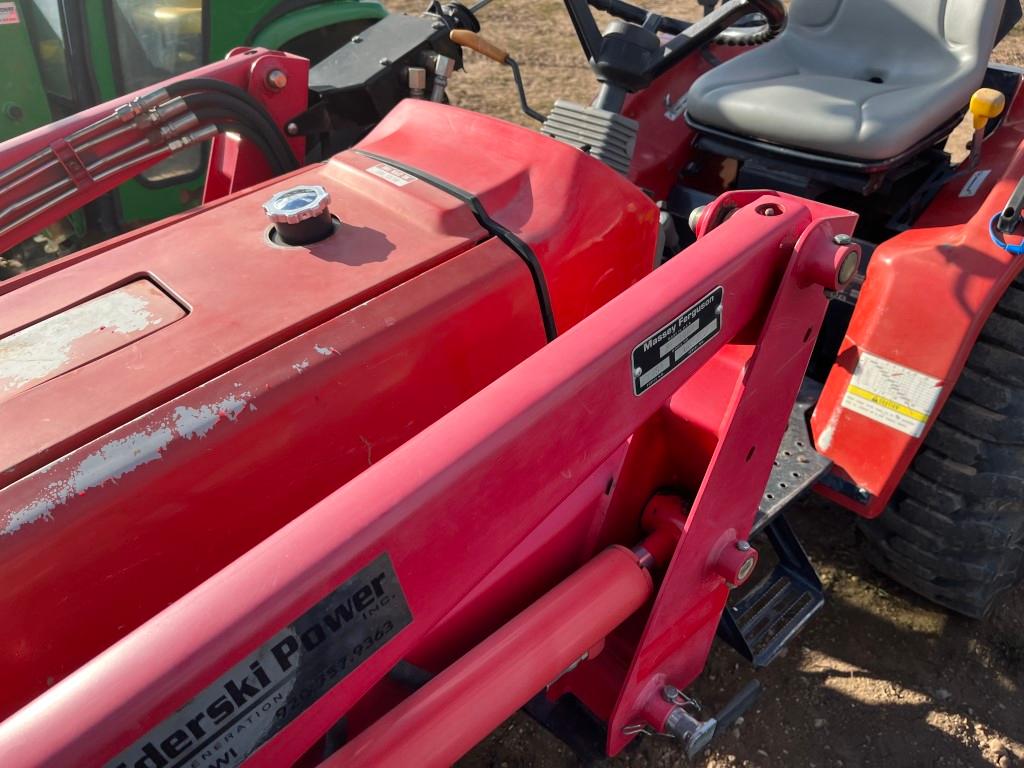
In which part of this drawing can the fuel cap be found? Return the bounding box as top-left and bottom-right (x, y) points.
(264, 185), (334, 245)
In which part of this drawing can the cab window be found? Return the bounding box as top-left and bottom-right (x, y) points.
(26, 0), (73, 103)
(108, 0), (205, 185)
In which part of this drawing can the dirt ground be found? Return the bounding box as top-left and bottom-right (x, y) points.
(386, 2), (1024, 766)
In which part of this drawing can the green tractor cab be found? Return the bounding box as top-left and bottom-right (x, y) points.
(0, 0), (385, 275)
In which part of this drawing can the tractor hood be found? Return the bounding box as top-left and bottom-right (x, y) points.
(0, 100), (658, 719)
(0, 151), (485, 484)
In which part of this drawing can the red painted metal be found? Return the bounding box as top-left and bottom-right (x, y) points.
(336, 546), (653, 768)
(202, 50), (308, 201)
(357, 100), (660, 333)
(605, 191), (856, 750)
(811, 73), (1024, 516)
(0, 49), (306, 255)
(0, 279), (184, 403)
(0, 190), (853, 767)
(623, 44), (744, 201)
(0, 100), (656, 718)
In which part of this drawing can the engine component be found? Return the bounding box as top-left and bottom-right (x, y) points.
(293, 13), (470, 155)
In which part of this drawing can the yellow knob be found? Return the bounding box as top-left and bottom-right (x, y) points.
(970, 87), (1006, 131)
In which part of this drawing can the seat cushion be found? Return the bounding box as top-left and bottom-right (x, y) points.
(686, 0), (1005, 161)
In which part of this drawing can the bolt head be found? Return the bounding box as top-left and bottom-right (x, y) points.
(379, 57), (391, 66)
(351, 34), (363, 43)
(833, 233), (853, 246)
(432, 20), (445, 29)
(265, 69), (288, 91)
(663, 685), (681, 702)
(286, 122), (299, 136)
(688, 205), (706, 234)
(736, 540), (751, 552)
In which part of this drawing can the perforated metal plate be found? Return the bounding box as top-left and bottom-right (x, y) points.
(753, 380), (831, 534)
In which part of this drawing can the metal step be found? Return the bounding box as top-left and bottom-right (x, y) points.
(753, 379), (831, 535)
(718, 516), (824, 667)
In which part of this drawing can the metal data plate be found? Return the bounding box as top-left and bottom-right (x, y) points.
(631, 286), (722, 395)
(753, 379), (831, 533)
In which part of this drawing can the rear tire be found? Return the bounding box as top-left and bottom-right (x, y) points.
(858, 274), (1024, 618)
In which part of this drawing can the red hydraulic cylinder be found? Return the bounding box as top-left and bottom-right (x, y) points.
(333, 546), (653, 768)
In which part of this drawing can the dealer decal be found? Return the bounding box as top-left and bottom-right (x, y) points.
(106, 554), (412, 768)
(365, 163), (416, 187)
(0, 3), (19, 24)
(958, 169), (990, 198)
(632, 286), (723, 395)
(841, 351), (942, 437)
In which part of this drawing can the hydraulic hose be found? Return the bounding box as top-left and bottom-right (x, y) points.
(166, 78), (295, 159)
(185, 94), (298, 172)
(193, 112), (293, 175)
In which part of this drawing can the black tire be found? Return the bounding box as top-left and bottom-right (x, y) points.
(858, 273), (1024, 618)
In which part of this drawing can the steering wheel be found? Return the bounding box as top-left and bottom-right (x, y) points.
(565, 0), (787, 94)
(695, 0), (780, 46)
(588, 0), (785, 46)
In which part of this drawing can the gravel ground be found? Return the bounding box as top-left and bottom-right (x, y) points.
(386, 2), (1024, 766)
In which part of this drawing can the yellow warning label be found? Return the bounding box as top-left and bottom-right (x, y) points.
(840, 352), (942, 438)
(845, 385), (929, 423)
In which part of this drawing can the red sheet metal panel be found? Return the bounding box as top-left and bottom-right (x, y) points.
(811, 76), (1024, 516)
(0, 151), (484, 482)
(0, 102), (662, 720)
(0, 237), (547, 719)
(0, 279), (184, 403)
(355, 100), (661, 334)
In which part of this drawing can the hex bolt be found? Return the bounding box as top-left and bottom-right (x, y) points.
(265, 69), (288, 91)
(351, 34), (363, 43)
(833, 233), (854, 246)
(662, 685), (681, 703)
(380, 57), (391, 66)
(736, 540), (751, 552)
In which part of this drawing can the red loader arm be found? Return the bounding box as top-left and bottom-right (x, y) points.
(0, 48), (307, 256)
(0, 190), (856, 767)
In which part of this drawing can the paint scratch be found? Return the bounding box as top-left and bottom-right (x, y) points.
(0, 289), (157, 392)
(174, 394), (250, 440)
(4, 391), (253, 535)
(2, 426), (173, 535)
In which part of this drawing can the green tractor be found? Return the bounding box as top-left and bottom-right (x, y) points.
(0, 0), (386, 274)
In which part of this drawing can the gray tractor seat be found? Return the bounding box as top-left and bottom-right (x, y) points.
(686, 0), (1005, 162)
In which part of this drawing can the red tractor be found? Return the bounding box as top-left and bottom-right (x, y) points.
(0, 0), (1021, 765)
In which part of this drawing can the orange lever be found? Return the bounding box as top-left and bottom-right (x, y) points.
(449, 29), (510, 64)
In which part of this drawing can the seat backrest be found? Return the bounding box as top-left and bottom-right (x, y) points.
(785, 0), (1004, 81)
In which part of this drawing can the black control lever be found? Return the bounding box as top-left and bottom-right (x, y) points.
(997, 175), (1024, 234)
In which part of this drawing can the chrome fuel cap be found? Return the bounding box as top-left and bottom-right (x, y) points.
(263, 185), (334, 245)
